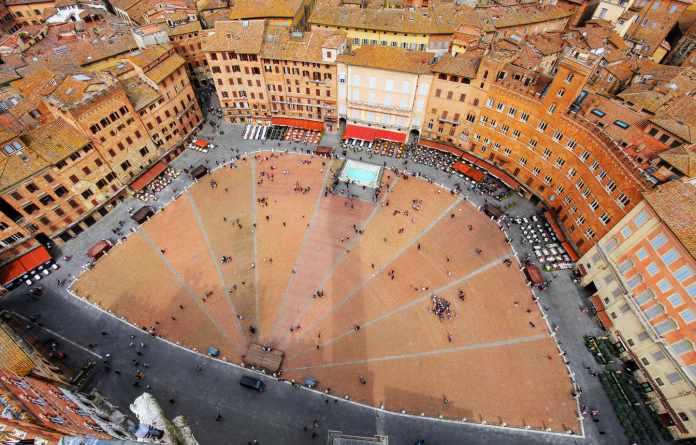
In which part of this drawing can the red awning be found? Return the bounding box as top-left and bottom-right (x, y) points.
(419, 139), (464, 156)
(130, 162), (168, 191)
(460, 151), (480, 166)
(562, 241), (580, 262)
(194, 139), (208, 148)
(451, 161), (472, 175)
(0, 246), (51, 285)
(590, 295), (606, 312)
(468, 168), (486, 182)
(544, 210), (567, 243)
(272, 117), (322, 131)
(305, 120), (323, 131)
(0, 259), (28, 285)
(18, 246), (51, 271)
(597, 311), (614, 328)
(374, 129), (406, 143)
(489, 166), (520, 190)
(342, 125), (376, 141)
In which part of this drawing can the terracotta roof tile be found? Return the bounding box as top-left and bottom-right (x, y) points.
(128, 44), (185, 84)
(338, 45), (434, 74)
(261, 27), (345, 63)
(228, 0), (301, 20)
(643, 179), (696, 260)
(431, 50), (483, 78)
(309, 2), (479, 35)
(658, 146), (696, 176)
(21, 118), (90, 164)
(650, 95), (696, 143)
(121, 76), (160, 110)
(202, 20), (266, 54)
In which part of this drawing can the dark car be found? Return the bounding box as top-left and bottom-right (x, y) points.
(240, 375), (265, 392)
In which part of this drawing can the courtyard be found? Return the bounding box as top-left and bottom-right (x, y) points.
(71, 151), (579, 433)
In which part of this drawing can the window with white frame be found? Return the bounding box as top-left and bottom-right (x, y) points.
(661, 249), (678, 265)
(634, 212), (648, 226)
(571, 204), (578, 213)
(543, 148), (552, 159)
(520, 112), (529, 122)
(556, 157), (565, 167)
(582, 189), (591, 199)
(586, 228), (596, 239)
(501, 124), (509, 134)
(529, 139), (537, 148)
(504, 147), (512, 155)
(667, 294), (684, 307)
(657, 279), (672, 292)
(674, 266), (693, 282)
(480, 116), (488, 124)
(567, 139), (577, 150)
(597, 170), (607, 180)
(519, 156), (527, 165)
(599, 213), (611, 225)
(681, 309), (695, 323)
(564, 195), (572, 205)
(636, 248), (648, 260)
(486, 98), (495, 108)
(533, 166), (541, 176)
(548, 104), (557, 114)
(496, 102), (505, 111)
(626, 275), (642, 288)
(543, 175), (552, 184)
(654, 319), (675, 335)
(512, 130), (521, 139)
(553, 131), (563, 141)
(645, 263), (659, 275)
(580, 150), (590, 161)
(651, 234), (667, 250)
(591, 160), (600, 170)
(606, 180), (617, 192)
(538, 121), (548, 131)
(568, 167), (577, 177)
(576, 178), (585, 189)
(589, 199), (600, 211)
(508, 107), (517, 117)
(634, 291), (652, 306)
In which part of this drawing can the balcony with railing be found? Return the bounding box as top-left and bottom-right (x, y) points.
(347, 99), (411, 114)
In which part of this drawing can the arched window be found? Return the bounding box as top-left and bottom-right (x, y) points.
(3, 145), (13, 154)
(438, 73), (447, 80)
(461, 78), (470, 85)
(11, 141), (22, 150)
(449, 75), (458, 82)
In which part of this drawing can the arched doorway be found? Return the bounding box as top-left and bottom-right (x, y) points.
(408, 128), (420, 145)
(338, 117), (347, 135)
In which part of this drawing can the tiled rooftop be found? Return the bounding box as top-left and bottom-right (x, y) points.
(202, 20), (266, 54)
(121, 76), (160, 110)
(658, 146), (696, 177)
(310, 3), (478, 35)
(21, 118), (90, 164)
(338, 45), (434, 74)
(228, 0), (302, 20)
(261, 27), (345, 63)
(643, 179), (696, 260)
(650, 95), (696, 143)
(431, 50), (483, 78)
(127, 44), (185, 84)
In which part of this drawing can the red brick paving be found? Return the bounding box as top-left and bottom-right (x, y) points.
(187, 161), (257, 344)
(71, 232), (235, 356)
(267, 194), (375, 346)
(253, 154), (328, 345)
(140, 194), (247, 359)
(74, 152), (579, 433)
